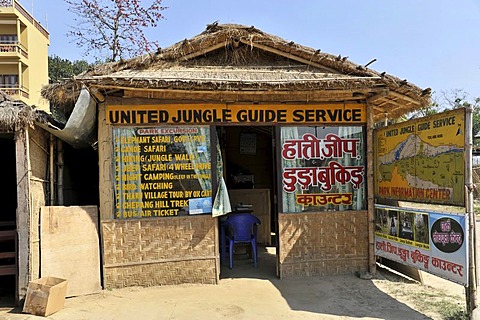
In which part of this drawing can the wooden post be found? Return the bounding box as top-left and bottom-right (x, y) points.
(15, 127), (31, 299)
(366, 101), (376, 274)
(97, 100), (111, 289)
(465, 105), (477, 316)
(98, 101), (114, 221)
(57, 139), (64, 205)
(49, 134), (55, 205)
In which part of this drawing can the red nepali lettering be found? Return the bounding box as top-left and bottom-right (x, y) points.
(282, 133), (360, 160)
(282, 161), (364, 193)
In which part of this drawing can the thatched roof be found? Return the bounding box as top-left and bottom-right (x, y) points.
(0, 91), (48, 130)
(43, 23), (431, 121)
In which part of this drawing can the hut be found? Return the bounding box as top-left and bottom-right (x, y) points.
(41, 23), (430, 289)
(0, 91), (51, 302)
(0, 90), (100, 303)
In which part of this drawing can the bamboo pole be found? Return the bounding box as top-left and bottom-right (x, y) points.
(465, 105), (477, 316)
(57, 139), (64, 206)
(15, 128), (31, 299)
(366, 100), (376, 274)
(49, 134), (55, 205)
(388, 91), (422, 106)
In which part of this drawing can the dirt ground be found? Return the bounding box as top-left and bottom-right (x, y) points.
(0, 247), (466, 320)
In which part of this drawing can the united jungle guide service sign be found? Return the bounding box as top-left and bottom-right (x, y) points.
(106, 103), (366, 125)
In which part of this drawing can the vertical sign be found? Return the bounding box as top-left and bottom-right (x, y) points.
(113, 126), (212, 219)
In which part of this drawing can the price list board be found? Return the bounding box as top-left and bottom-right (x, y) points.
(113, 126), (213, 219)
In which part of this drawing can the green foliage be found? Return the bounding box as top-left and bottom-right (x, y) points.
(410, 89), (480, 145)
(440, 90), (480, 143)
(48, 55), (92, 83)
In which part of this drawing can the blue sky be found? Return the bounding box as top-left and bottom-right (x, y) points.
(24, 0), (480, 100)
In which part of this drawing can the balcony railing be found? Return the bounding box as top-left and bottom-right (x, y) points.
(0, 84), (29, 99)
(0, 41), (28, 58)
(0, 0), (49, 39)
(0, 0), (13, 7)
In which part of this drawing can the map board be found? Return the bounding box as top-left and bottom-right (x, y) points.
(374, 108), (465, 206)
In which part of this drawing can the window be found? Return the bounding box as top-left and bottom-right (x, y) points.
(0, 34), (17, 44)
(0, 75), (18, 88)
(112, 126), (213, 219)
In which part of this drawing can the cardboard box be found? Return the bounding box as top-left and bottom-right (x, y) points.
(23, 276), (68, 317)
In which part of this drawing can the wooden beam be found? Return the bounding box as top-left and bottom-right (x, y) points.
(179, 41), (229, 61)
(238, 39), (342, 74)
(376, 100), (410, 118)
(88, 74), (378, 84)
(389, 91), (422, 106)
(366, 90), (389, 103)
(88, 87), (105, 103)
(371, 105), (385, 114)
(90, 84), (384, 96)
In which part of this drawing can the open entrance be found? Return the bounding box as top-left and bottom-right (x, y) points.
(0, 134), (18, 306)
(61, 143), (99, 206)
(217, 126), (278, 279)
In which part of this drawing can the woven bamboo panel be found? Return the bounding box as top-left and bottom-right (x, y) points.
(280, 258), (368, 278)
(105, 259), (217, 288)
(279, 211), (368, 278)
(102, 215), (218, 287)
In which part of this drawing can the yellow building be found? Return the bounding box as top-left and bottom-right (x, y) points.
(0, 0), (49, 110)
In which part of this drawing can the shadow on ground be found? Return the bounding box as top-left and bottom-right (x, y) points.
(0, 245), (433, 319)
(221, 245), (431, 320)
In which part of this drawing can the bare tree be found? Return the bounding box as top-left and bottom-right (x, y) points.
(65, 0), (167, 62)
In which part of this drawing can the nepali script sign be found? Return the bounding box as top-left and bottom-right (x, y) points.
(374, 108), (465, 206)
(280, 127), (365, 212)
(374, 204), (468, 285)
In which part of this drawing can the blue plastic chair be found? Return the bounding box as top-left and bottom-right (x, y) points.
(224, 213), (261, 269)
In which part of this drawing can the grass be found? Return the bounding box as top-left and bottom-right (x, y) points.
(394, 286), (467, 319)
(376, 267), (467, 320)
(475, 201), (480, 218)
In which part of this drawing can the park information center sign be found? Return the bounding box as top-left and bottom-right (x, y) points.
(374, 108), (465, 206)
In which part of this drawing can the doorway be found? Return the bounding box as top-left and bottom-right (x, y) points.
(217, 126), (278, 278)
(0, 134), (18, 306)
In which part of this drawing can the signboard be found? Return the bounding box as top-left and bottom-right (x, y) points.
(280, 126), (366, 212)
(113, 126), (212, 219)
(374, 204), (468, 285)
(106, 103), (366, 125)
(375, 108), (465, 206)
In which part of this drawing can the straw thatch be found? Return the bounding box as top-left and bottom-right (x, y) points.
(0, 90), (48, 130)
(42, 23), (431, 121)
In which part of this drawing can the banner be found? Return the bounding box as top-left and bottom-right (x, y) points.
(374, 204), (468, 285)
(374, 108), (465, 206)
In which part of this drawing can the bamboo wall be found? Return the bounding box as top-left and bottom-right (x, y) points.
(98, 101), (218, 288)
(102, 216), (218, 288)
(278, 211), (368, 278)
(27, 126), (49, 280)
